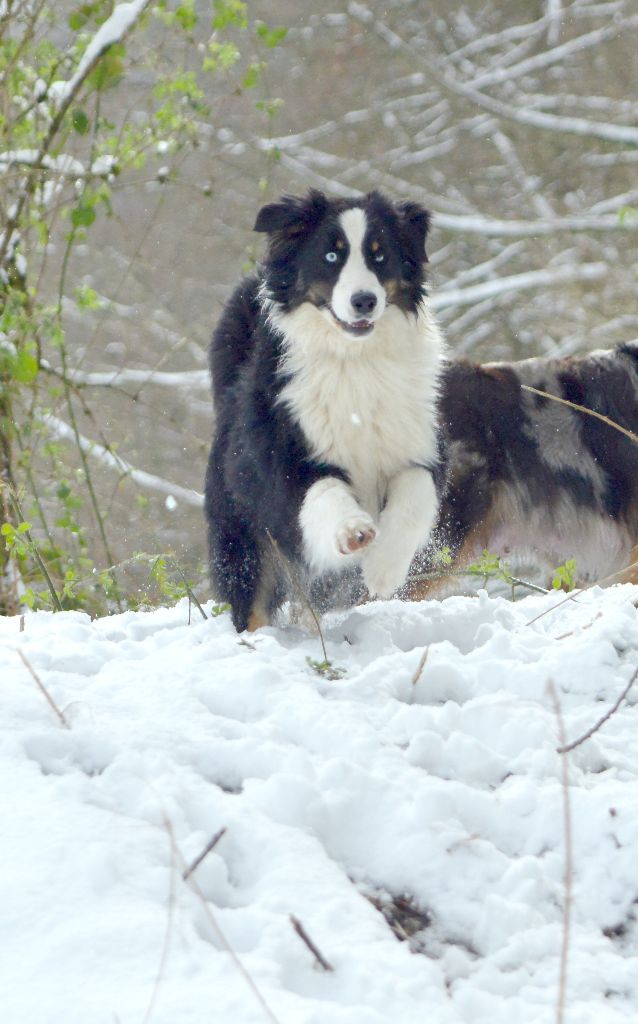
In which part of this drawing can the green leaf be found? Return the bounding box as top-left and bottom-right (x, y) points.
(71, 203), (96, 228)
(256, 24), (288, 48)
(242, 62), (263, 90)
(255, 98), (284, 118)
(175, 2), (198, 32)
(13, 348), (39, 383)
(212, 0), (247, 31)
(72, 108), (90, 134)
(551, 558), (578, 591)
(74, 284), (102, 310)
(87, 44), (125, 92)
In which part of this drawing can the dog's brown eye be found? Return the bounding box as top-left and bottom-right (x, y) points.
(325, 251), (338, 263)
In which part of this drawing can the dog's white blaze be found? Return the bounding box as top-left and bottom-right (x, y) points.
(330, 208), (386, 324)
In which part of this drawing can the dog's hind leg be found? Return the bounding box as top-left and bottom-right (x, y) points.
(208, 517), (278, 631)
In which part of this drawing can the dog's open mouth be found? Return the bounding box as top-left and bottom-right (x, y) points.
(329, 309), (375, 337)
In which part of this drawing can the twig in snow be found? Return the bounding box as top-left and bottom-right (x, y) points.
(16, 648), (70, 728)
(182, 827), (227, 882)
(557, 665), (638, 754)
(142, 824), (178, 1024)
(524, 557), (638, 630)
(411, 647), (430, 687)
(265, 530), (329, 663)
(546, 680), (573, 1024)
(554, 612), (603, 641)
(289, 915), (334, 972)
(162, 814), (282, 1024)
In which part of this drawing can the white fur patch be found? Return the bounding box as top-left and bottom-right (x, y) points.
(274, 301), (444, 517)
(270, 292), (445, 592)
(330, 208), (386, 324)
(361, 467), (439, 596)
(299, 477), (377, 573)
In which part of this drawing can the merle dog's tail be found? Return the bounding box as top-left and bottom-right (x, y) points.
(209, 275), (262, 410)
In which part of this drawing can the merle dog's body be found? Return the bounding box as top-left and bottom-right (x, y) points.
(413, 343), (638, 595)
(205, 190), (447, 631)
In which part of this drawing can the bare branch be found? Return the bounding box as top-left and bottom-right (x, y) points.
(557, 666), (638, 753)
(519, 385), (638, 446)
(16, 648), (70, 728)
(162, 814), (282, 1024)
(289, 915), (334, 972)
(546, 681), (573, 1024)
(182, 828), (227, 882)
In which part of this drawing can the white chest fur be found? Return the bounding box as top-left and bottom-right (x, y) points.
(274, 302), (444, 515)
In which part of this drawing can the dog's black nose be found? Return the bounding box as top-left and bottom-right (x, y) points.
(351, 291), (377, 316)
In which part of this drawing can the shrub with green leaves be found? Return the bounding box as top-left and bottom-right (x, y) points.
(0, 0), (287, 615)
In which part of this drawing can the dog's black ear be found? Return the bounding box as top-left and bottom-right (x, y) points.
(254, 190), (328, 236)
(396, 201), (431, 263)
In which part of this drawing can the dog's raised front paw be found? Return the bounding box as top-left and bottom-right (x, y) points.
(335, 515), (377, 556)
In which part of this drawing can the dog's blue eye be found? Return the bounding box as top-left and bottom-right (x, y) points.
(374, 251), (385, 263)
(325, 251), (338, 263)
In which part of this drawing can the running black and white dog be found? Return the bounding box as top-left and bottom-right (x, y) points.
(204, 190), (447, 631)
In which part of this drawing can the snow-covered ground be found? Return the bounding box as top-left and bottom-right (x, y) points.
(2, 585), (638, 1024)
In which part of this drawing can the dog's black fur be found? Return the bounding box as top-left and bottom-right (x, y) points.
(412, 342), (638, 594)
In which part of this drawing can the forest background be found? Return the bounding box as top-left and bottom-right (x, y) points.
(1, 0), (637, 614)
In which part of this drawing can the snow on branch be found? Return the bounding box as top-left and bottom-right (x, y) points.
(349, 4), (638, 147)
(44, 412), (204, 509)
(433, 210), (638, 236)
(48, 0), (153, 108)
(0, 151), (85, 176)
(466, 16), (638, 90)
(0, 0), (153, 273)
(43, 364), (210, 391)
(431, 262), (607, 312)
(444, 75), (638, 146)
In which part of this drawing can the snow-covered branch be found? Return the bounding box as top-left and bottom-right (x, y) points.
(0, 0), (153, 271)
(431, 262), (607, 312)
(465, 16), (638, 90)
(44, 413), (204, 509)
(43, 365), (210, 391)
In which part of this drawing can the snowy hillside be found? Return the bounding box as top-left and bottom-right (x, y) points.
(1, 586), (638, 1024)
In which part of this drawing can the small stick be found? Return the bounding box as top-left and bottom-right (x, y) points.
(557, 665), (638, 754)
(182, 827), (227, 882)
(521, 384), (638, 446)
(162, 814), (282, 1024)
(265, 531), (329, 663)
(524, 557), (638, 629)
(546, 681), (573, 1024)
(411, 646), (429, 687)
(289, 915), (334, 972)
(16, 648), (70, 728)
